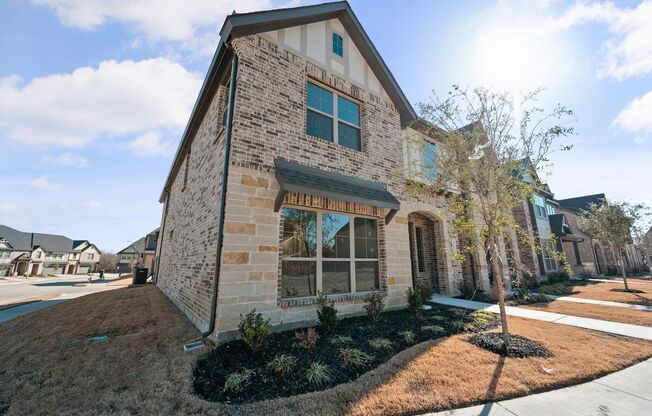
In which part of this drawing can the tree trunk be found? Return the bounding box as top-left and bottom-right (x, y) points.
(488, 229), (509, 345)
(619, 251), (630, 292)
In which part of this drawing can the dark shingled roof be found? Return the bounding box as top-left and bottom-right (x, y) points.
(118, 228), (160, 254)
(274, 158), (400, 211)
(557, 193), (605, 213)
(0, 225), (87, 252)
(549, 214), (567, 236)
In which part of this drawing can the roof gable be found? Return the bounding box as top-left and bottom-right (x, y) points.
(557, 193), (606, 213)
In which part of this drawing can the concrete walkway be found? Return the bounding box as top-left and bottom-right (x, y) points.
(544, 294), (652, 312)
(430, 295), (652, 341)
(425, 357), (652, 415)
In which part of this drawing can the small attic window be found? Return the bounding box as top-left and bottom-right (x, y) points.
(332, 33), (343, 57)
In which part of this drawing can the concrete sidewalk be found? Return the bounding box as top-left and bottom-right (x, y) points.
(544, 294), (652, 311)
(430, 295), (652, 341)
(425, 357), (652, 415)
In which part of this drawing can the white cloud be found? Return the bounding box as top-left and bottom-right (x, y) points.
(31, 0), (271, 42)
(126, 130), (173, 157)
(551, 0), (652, 80)
(634, 137), (645, 145)
(42, 153), (88, 167)
(30, 175), (63, 190)
(83, 199), (103, 211)
(0, 58), (201, 147)
(614, 91), (652, 135)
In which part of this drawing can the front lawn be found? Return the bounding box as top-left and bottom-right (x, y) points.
(193, 305), (495, 403)
(538, 281), (652, 306)
(522, 300), (652, 327)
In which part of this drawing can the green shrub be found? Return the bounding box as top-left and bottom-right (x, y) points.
(546, 271), (569, 284)
(330, 335), (353, 345)
(368, 338), (394, 350)
(416, 282), (434, 301)
(469, 310), (495, 325)
(421, 325), (445, 335)
(316, 292), (338, 333)
(406, 287), (423, 313)
(266, 354), (297, 374)
(606, 265), (619, 276)
(363, 293), (385, 321)
(339, 348), (374, 367)
(305, 362), (330, 385)
(223, 369), (255, 392)
(399, 330), (415, 343)
(537, 282), (573, 296)
(238, 309), (270, 352)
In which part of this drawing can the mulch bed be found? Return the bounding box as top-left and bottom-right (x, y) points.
(469, 332), (552, 358)
(193, 305), (497, 404)
(610, 288), (646, 294)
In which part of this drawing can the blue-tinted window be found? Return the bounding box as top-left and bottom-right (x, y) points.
(338, 122), (360, 151)
(307, 110), (333, 141)
(307, 83), (333, 115)
(533, 195), (547, 218)
(337, 96), (360, 126)
(422, 142), (437, 180)
(332, 33), (343, 57)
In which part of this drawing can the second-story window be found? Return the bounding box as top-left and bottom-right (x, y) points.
(332, 33), (343, 57)
(533, 195), (547, 218)
(421, 142), (437, 181)
(306, 82), (361, 151)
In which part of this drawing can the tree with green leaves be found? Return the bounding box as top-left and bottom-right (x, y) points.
(412, 86), (574, 344)
(581, 200), (649, 291)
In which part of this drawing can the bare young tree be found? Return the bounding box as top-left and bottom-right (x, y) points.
(98, 250), (117, 273)
(414, 86), (574, 344)
(581, 200), (649, 291)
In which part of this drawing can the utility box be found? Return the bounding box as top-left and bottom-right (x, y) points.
(132, 268), (148, 284)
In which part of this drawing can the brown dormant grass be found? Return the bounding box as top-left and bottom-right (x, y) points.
(567, 282), (652, 306)
(1, 286), (651, 416)
(522, 301), (652, 327)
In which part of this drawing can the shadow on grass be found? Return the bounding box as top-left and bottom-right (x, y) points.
(479, 355), (506, 415)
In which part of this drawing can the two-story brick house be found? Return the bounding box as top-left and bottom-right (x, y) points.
(0, 225), (101, 276)
(154, 2), (508, 340)
(116, 228), (159, 273)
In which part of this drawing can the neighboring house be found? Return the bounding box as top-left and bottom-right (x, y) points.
(116, 228), (159, 273)
(155, 2), (504, 340)
(0, 225), (101, 276)
(556, 193), (645, 275)
(642, 226), (652, 267)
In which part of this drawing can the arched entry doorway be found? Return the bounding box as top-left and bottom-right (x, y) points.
(407, 212), (446, 295)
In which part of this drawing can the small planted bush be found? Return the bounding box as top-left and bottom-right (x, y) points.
(223, 369), (255, 392)
(295, 327), (319, 350)
(339, 348), (374, 368)
(399, 330), (415, 343)
(369, 338), (394, 350)
(305, 362), (330, 385)
(470, 310), (495, 325)
(238, 309), (270, 352)
(546, 271), (569, 284)
(266, 354), (297, 374)
(406, 287), (423, 313)
(330, 335), (353, 345)
(364, 293), (385, 321)
(316, 292), (338, 333)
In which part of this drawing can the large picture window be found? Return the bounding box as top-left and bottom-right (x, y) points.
(281, 207), (379, 298)
(306, 82), (361, 151)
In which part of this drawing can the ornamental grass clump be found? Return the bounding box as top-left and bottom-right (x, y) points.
(223, 369), (255, 392)
(266, 354), (297, 374)
(330, 335), (353, 345)
(369, 338), (394, 350)
(399, 330), (415, 343)
(339, 348), (374, 367)
(305, 362), (330, 385)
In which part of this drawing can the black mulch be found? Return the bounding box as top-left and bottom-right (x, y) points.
(469, 332), (552, 358)
(610, 288), (646, 294)
(193, 304), (497, 404)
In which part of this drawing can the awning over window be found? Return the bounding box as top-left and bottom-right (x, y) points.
(274, 158), (400, 223)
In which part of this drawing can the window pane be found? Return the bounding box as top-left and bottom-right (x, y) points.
(332, 33), (343, 57)
(307, 110), (333, 142)
(307, 83), (333, 115)
(282, 208), (317, 257)
(281, 261), (316, 298)
(356, 261), (379, 292)
(422, 143), (437, 180)
(322, 261), (350, 294)
(338, 122), (361, 151)
(415, 227), (425, 273)
(354, 218), (378, 258)
(337, 96), (360, 126)
(322, 213), (350, 258)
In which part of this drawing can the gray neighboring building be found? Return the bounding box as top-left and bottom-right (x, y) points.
(0, 225), (101, 276)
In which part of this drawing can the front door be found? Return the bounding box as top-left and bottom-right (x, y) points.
(408, 215), (439, 294)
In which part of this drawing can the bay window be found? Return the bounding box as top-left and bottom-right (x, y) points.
(281, 207), (379, 298)
(306, 82), (361, 151)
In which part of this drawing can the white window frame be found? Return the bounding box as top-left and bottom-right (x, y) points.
(533, 195), (547, 218)
(281, 207), (380, 299)
(306, 81), (361, 150)
(542, 239), (558, 272)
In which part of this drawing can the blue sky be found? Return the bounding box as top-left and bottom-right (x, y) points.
(1, 0), (651, 251)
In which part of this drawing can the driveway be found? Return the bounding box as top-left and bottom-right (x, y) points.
(425, 357), (652, 415)
(0, 274), (129, 324)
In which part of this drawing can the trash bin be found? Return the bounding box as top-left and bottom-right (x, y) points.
(132, 267), (148, 284)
